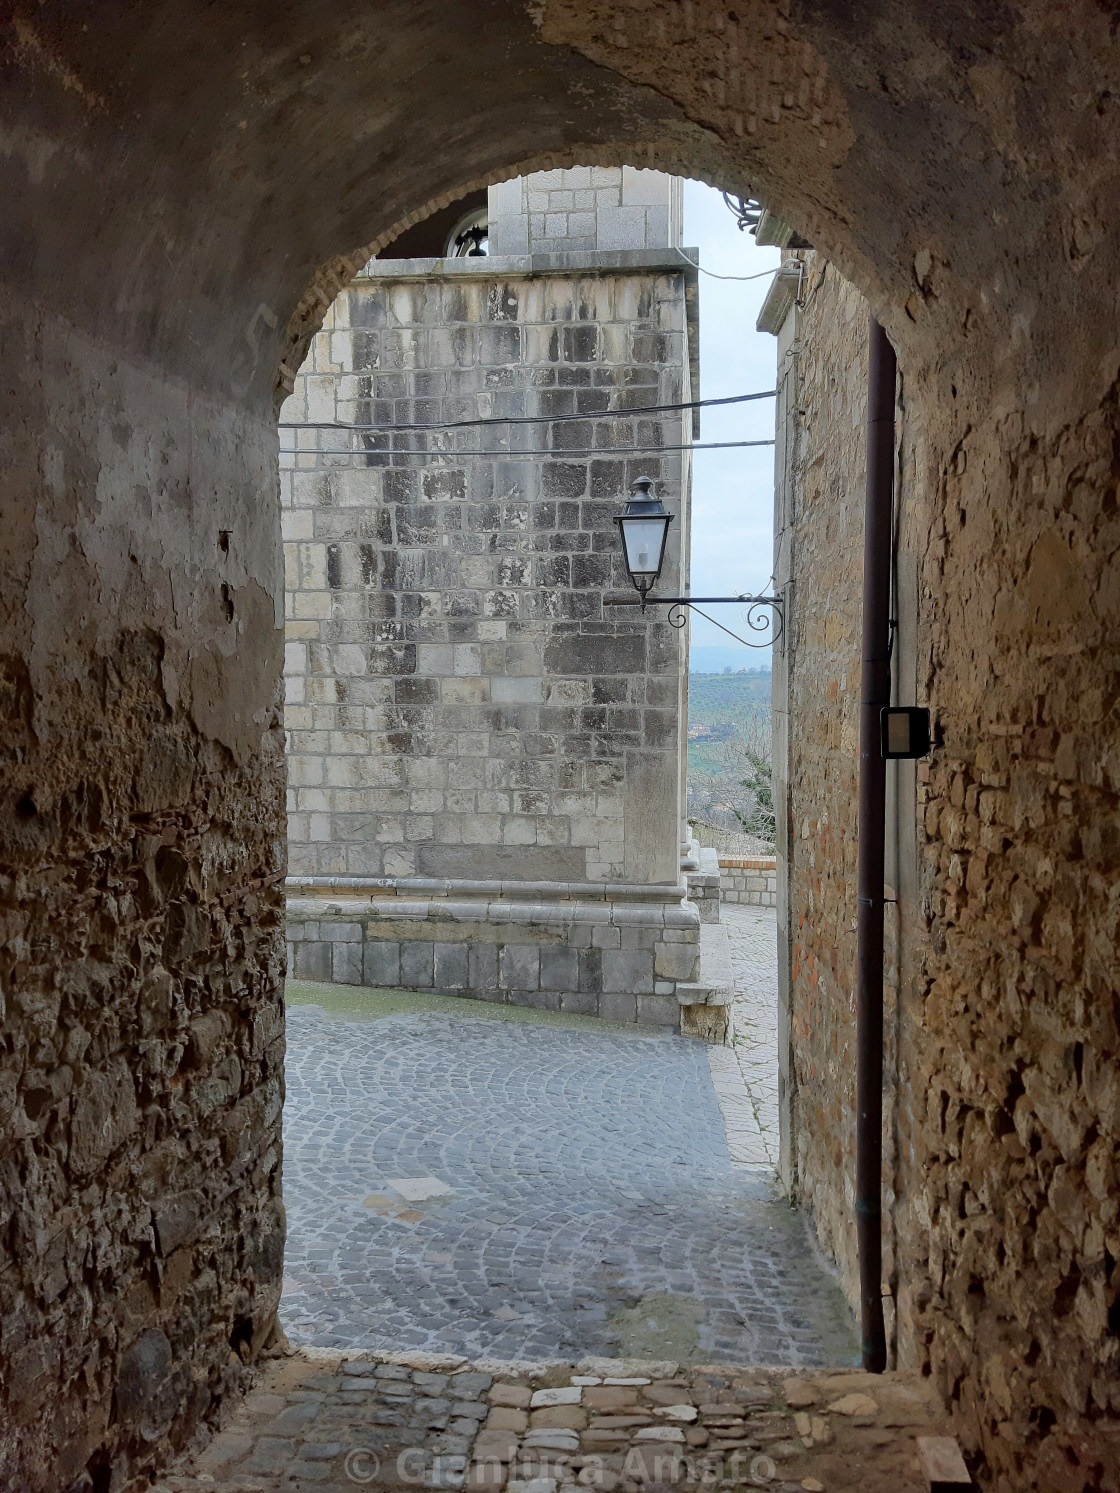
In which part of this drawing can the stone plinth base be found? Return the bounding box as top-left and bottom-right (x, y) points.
(286, 876), (700, 1029)
(685, 844), (722, 923)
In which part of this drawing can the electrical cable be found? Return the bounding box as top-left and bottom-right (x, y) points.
(695, 263), (783, 283)
(279, 438), (776, 462)
(280, 387), (776, 434)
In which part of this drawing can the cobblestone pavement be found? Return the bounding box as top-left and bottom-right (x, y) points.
(707, 907), (781, 1169)
(279, 978), (855, 1367)
(161, 1352), (956, 1493)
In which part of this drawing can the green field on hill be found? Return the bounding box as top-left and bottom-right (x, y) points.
(687, 670), (772, 777)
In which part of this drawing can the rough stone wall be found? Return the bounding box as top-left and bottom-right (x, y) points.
(0, 325), (288, 1489)
(280, 253), (693, 890)
(767, 254), (876, 1299)
(768, 236), (1120, 1490)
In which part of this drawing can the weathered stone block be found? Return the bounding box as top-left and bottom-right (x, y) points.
(332, 941), (364, 984)
(434, 941), (470, 990)
(539, 946), (580, 992)
(601, 949), (654, 994)
(637, 994), (680, 1028)
(293, 942), (332, 982)
(599, 991), (638, 1023)
(499, 944), (540, 991)
(654, 942), (700, 982)
(469, 942), (499, 991)
(400, 940), (435, 988)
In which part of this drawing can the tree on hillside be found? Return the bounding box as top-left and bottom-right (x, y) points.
(687, 703), (775, 844)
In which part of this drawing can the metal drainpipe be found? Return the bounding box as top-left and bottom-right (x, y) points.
(856, 316), (896, 1374)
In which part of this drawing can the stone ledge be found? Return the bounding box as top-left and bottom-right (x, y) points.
(354, 246), (700, 283)
(287, 896), (701, 931)
(675, 922), (734, 1008)
(286, 875), (689, 904)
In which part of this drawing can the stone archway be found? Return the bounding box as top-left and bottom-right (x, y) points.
(2, 6), (1118, 1489)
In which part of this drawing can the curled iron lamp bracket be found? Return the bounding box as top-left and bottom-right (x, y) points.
(604, 592), (785, 649)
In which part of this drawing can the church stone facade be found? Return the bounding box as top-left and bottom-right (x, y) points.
(280, 168), (701, 1025)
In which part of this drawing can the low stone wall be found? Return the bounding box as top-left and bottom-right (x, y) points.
(286, 876), (700, 1029)
(717, 857), (777, 907)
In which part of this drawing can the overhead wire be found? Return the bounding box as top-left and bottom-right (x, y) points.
(280, 438), (775, 461)
(280, 387), (776, 435)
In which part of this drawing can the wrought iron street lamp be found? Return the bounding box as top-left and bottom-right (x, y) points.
(608, 477), (785, 648)
(614, 477), (673, 601)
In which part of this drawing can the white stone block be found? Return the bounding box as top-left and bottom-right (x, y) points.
(492, 676), (543, 703)
(453, 644), (481, 676)
(489, 213), (529, 257)
(417, 643), (454, 676)
(620, 166), (673, 206)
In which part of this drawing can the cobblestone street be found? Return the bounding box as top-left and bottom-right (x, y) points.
(162, 1354), (953, 1493)
(706, 908), (782, 1169)
(280, 907), (856, 1369)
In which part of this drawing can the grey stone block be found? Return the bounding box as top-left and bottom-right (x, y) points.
(434, 941), (469, 990)
(293, 942), (331, 982)
(539, 945), (579, 992)
(598, 991), (637, 1023)
(654, 941), (700, 981)
(601, 949), (654, 994)
(558, 989), (598, 1016)
(578, 948), (602, 993)
(469, 942), (499, 991)
(365, 940), (401, 986)
(332, 941), (364, 985)
(400, 940), (435, 988)
(320, 919), (362, 942)
(499, 943), (540, 991)
(511, 987), (560, 1013)
(637, 994), (680, 1028)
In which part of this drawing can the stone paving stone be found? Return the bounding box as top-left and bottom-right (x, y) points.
(721, 904), (781, 1168)
(279, 992), (855, 1367)
(160, 1355), (956, 1493)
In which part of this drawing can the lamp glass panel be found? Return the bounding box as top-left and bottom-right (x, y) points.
(620, 515), (670, 578)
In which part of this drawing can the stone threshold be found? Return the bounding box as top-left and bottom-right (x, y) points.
(159, 1349), (965, 1493)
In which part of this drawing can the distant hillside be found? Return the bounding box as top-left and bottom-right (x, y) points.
(687, 671), (771, 776)
(689, 643), (772, 674)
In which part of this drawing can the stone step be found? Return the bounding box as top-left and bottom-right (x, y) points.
(685, 845), (722, 923)
(675, 920), (734, 1007)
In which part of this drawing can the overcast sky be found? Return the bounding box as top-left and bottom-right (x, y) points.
(682, 181), (782, 653)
